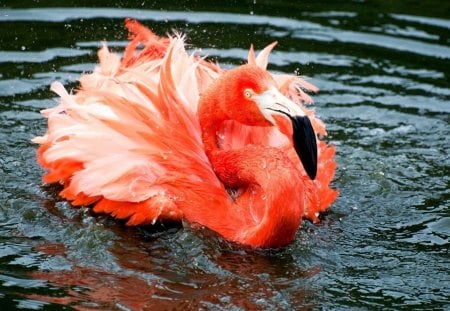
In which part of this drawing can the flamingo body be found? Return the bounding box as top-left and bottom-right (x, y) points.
(34, 19), (338, 248)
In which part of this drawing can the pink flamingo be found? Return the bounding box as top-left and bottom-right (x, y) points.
(34, 20), (337, 248)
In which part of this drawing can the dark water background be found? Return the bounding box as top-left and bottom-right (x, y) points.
(0, 0), (449, 310)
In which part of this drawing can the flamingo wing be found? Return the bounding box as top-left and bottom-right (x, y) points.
(34, 20), (223, 225)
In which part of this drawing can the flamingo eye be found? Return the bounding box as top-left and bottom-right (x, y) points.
(244, 89), (253, 98)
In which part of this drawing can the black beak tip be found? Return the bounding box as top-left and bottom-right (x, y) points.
(290, 115), (318, 180)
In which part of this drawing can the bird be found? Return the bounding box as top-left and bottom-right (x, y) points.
(33, 19), (338, 248)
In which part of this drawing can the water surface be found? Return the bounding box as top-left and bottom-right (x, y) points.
(0, 1), (449, 309)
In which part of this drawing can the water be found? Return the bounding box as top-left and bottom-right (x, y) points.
(1, 1), (449, 309)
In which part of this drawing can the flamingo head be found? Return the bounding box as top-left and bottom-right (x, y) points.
(213, 64), (318, 180)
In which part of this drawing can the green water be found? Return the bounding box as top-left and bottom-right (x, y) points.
(0, 1), (449, 309)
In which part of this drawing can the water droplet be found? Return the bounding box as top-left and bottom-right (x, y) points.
(250, 11), (254, 15)
(21, 46), (26, 51)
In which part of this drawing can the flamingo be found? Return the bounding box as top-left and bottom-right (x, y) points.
(33, 19), (337, 248)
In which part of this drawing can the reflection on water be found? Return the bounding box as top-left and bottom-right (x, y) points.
(0, 0), (449, 309)
(29, 233), (321, 309)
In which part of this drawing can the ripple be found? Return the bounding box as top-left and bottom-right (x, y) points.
(363, 24), (440, 40)
(399, 217), (450, 246)
(303, 11), (357, 18)
(391, 14), (450, 29)
(2, 8), (449, 59)
(0, 48), (91, 63)
(292, 28), (450, 59)
(0, 73), (80, 97)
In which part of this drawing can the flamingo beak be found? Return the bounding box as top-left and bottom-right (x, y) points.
(255, 87), (317, 180)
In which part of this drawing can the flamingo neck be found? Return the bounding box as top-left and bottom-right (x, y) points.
(211, 147), (304, 247)
(198, 94), (225, 160)
(196, 91), (304, 248)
